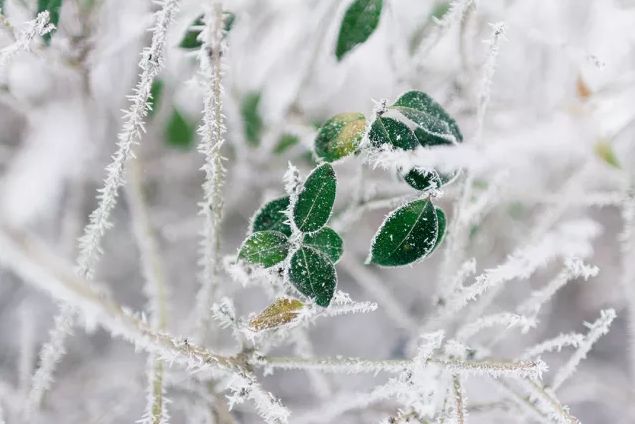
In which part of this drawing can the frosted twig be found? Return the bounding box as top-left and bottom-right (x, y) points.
(125, 158), (170, 424)
(517, 258), (598, 316)
(517, 379), (580, 424)
(25, 304), (75, 416)
(76, 0), (181, 279)
(0, 11), (53, 72)
(521, 333), (585, 360)
(415, 0), (475, 58)
(551, 309), (616, 391)
(456, 312), (536, 341)
(193, 2), (228, 339)
(452, 375), (467, 424)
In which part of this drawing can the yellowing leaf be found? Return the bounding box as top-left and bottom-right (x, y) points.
(249, 298), (304, 331)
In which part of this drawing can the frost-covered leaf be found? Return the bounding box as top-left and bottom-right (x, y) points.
(314, 113), (366, 162)
(241, 92), (263, 147)
(289, 246), (337, 307)
(335, 0), (383, 61)
(293, 163), (337, 233)
(433, 206), (446, 250)
(274, 133), (300, 154)
(594, 140), (620, 169)
(249, 297), (304, 331)
(165, 108), (194, 149)
(403, 167), (442, 191)
(251, 196), (292, 237)
(238, 231), (289, 267)
(37, 0), (62, 42)
(303, 227), (343, 263)
(368, 198), (438, 266)
(179, 12), (235, 49)
(391, 90), (463, 146)
(148, 79), (164, 119)
(369, 116), (419, 150)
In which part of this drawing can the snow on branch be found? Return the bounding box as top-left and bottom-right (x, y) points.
(0, 11), (53, 71)
(521, 333), (585, 360)
(76, 0), (181, 279)
(456, 312), (536, 341)
(551, 309), (616, 391)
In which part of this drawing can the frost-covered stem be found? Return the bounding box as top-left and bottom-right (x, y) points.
(193, 2), (227, 339)
(452, 375), (467, 424)
(518, 379), (580, 424)
(521, 333), (585, 360)
(475, 22), (505, 143)
(76, 0), (181, 279)
(125, 159), (169, 424)
(0, 11), (53, 72)
(551, 309), (616, 391)
(456, 312), (536, 341)
(256, 355), (545, 379)
(25, 305), (75, 416)
(619, 188), (635, 385)
(414, 0), (475, 58)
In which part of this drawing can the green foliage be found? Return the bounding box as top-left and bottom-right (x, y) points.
(289, 246), (337, 307)
(179, 12), (235, 49)
(433, 206), (446, 250)
(239, 231), (289, 267)
(251, 196), (292, 237)
(241, 92), (263, 147)
(293, 163), (337, 233)
(303, 227), (343, 264)
(314, 113), (366, 162)
(165, 108), (194, 149)
(148, 79), (164, 119)
(368, 198), (439, 266)
(403, 168), (442, 191)
(392, 90), (463, 145)
(274, 134), (300, 154)
(335, 0), (383, 61)
(37, 0), (62, 43)
(369, 116), (419, 150)
(594, 140), (621, 169)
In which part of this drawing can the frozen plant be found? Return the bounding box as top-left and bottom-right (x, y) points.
(1, 0), (634, 423)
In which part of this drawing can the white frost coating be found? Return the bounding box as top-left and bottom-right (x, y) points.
(456, 312), (536, 341)
(225, 372), (290, 424)
(414, 0), (476, 57)
(551, 309), (616, 391)
(522, 333), (585, 360)
(76, 0), (181, 279)
(193, 2), (228, 339)
(517, 257), (599, 316)
(0, 12), (53, 72)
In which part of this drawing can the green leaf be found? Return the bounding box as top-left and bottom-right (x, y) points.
(238, 231), (289, 267)
(289, 246), (337, 307)
(303, 227), (343, 264)
(179, 12), (235, 49)
(293, 163), (337, 233)
(335, 0), (383, 61)
(251, 196), (292, 237)
(274, 133), (300, 155)
(594, 140), (620, 169)
(368, 198), (439, 266)
(37, 0), (62, 43)
(403, 168), (442, 191)
(368, 116), (419, 150)
(148, 79), (164, 119)
(314, 113), (366, 162)
(241, 92), (263, 147)
(433, 206), (446, 250)
(165, 108), (194, 149)
(391, 90), (463, 146)
(249, 297), (304, 331)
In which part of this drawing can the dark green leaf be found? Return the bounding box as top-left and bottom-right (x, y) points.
(391, 90), (463, 146)
(314, 112), (366, 162)
(239, 231), (289, 267)
(289, 246), (337, 307)
(403, 167), (442, 191)
(293, 163), (337, 233)
(241, 92), (263, 147)
(336, 0), (383, 61)
(274, 133), (300, 155)
(368, 198), (438, 266)
(433, 207), (446, 251)
(148, 79), (164, 119)
(303, 227), (343, 264)
(369, 116), (419, 150)
(37, 0), (62, 43)
(165, 108), (194, 149)
(251, 196), (292, 237)
(179, 12), (235, 49)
